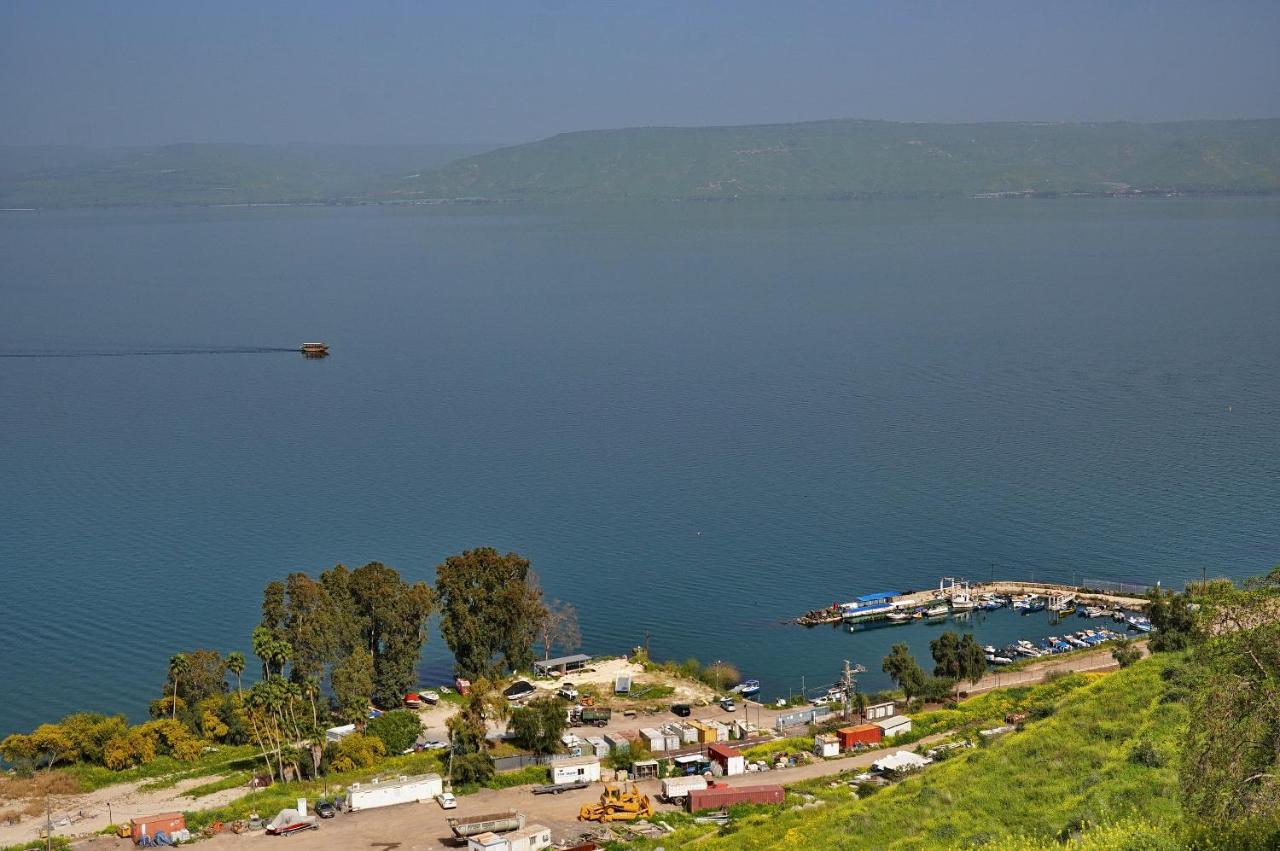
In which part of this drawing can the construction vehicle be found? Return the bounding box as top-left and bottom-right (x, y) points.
(577, 782), (655, 822)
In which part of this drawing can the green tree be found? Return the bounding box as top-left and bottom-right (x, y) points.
(882, 644), (926, 702)
(930, 632), (962, 679)
(167, 654), (189, 720)
(331, 644), (375, 724)
(919, 676), (958, 704)
(1112, 638), (1143, 668)
(226, 651), (246, 696)
(436, 548), (546, 680)
(509, 696), (568, 755)
(171, 649), (228, 705)
(347, 562), (435, 707)
(327, 732), (385, 773)
(366, 709), (423, 756)
(446, 678), (505, 784)
(1147, 587), (1198, 652)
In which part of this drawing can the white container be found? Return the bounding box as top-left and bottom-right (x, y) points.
(660, 775), (708, 802)
(347, 774), (443, 811)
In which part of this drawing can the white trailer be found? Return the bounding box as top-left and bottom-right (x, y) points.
(551, 756), (601, 785)
(466, 824), (552, 851)
(660, 775), (708, 803)
(347, 774), (443, 812)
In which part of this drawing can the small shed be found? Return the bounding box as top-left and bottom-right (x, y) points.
(631, 759), (660, 780)
(603, 732), (630, 753)
(874, 715), (912, 738)
(707, 743), (746, 777)
(503, 680), (537, 702)
(707, 720), (730, 742)
(864, 700), (897, 721)
(466, 833), (509, 851)
(615, 674), (632, 694)
(667, 722), (698, 745)
(814, 733), (840, 758)
(551, 756), (601, 785)
(837, 724), (882, 750)
(639, 727), (666, 752)
(534, 654), (591, 677)
(506, 823), (553, 851)
(586, 736), (610, 758)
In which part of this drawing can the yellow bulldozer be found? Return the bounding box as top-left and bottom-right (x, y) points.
(577, 782), (655, 822)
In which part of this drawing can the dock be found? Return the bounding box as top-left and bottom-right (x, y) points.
(793, 579), (1148, 627)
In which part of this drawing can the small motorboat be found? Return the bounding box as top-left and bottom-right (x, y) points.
(299, 342), (329, 358)
(985, 652), (1014, 665)
(422, 690), (440, 705)
(924, 605), (949, 618)
(737, 679), (761, 698)
(886, 612), (911, 624)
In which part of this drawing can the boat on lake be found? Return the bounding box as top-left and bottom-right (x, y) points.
(923, 604), (949, 619)
(736, 679), (761, 698)
(299, 342), (329, 357)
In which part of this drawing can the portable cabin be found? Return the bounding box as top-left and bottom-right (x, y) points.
(814, 733), (840, 758)
(551, 756), (601, 785)
(131, 813), (185, 843)
(615, 674), (632, 694)
(707, 720), (730, 742)
(672, 753), (710, 775)
(347, 774), (443, 811)
(603, 732), (630, 753)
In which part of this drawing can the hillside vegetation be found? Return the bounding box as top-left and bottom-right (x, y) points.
(0, 142), (489, 208)
(398, 118), (1280, 201)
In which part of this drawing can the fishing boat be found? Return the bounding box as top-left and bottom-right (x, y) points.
(299, 342), (329, 358)
(1126, 616), (1153, 633)
(1064, 634), (1088, 648)
(1021, 597), (1047, 614)
(841, 601), (897, 623)
(1081, 606), (1107, 618)
(978, 597), (1005, 611)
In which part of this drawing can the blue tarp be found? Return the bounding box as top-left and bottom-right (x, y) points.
(853, 591), (898, 603)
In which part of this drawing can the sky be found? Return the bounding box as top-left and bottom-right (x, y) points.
(2, 0), (1279, 148)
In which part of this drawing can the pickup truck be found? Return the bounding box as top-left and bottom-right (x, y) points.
(533, 780), (589, 795)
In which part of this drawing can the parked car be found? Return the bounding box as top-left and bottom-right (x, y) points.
(720, 698), (737, 712)
(436, 792), (457, 810)
(420, 739), (450, 751)
(315, 801), (336, 819)
(672, 703), (692, 717)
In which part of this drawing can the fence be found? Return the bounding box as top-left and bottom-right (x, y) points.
(493, 754), (550, 773)
(775, 705), (833, 730)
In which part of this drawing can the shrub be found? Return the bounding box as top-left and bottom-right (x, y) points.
(1129, 739), (1165, 768)
(365, 710), (423, 756)
(327, 733), (385, 773)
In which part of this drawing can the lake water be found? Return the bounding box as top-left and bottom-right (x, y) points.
(2, 199), (1278, 737)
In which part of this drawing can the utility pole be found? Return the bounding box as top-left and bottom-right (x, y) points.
(839, 659), (866, 721)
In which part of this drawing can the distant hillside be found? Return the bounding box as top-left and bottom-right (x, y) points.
(395, 118), (1280, 201)
(0, 143), (492, 207)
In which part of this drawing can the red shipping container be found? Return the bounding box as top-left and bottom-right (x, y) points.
(687, 785), (784, 812)
(131, 812), (185, 841)
(837, 724), (882, 749)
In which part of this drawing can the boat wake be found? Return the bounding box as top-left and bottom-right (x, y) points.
(0, 346), (299, 359)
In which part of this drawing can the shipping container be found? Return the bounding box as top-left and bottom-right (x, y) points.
(837, 724), (882, 750)
(603, 732), (630, 753)
(348, 773), (443, 811)
(687, 784), (785, 812)
(864, 700), (897, 720)
(586, 736), (610, 757)
(639, 727), (666, 752)
(131, 812), (185, 842)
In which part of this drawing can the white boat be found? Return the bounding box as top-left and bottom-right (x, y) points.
(1014, 640), (1043, 657)
(1065, 634), (1087, 648)
(924, 605), (949, 618)
(941, 577), (978, 611)
(886, 612), (911, 624)
(985, 653), (1014, 665)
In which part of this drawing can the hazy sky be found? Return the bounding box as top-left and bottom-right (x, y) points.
(3, 0), (1279, 147)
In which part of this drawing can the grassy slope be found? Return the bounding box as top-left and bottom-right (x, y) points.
(650, 656), (1184, 850)
(400, 118), (1280, 200)
(0, 143), (490, 207)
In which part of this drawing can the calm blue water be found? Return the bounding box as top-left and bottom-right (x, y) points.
(2, 199), (1278, 737)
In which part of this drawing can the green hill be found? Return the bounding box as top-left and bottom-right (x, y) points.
(0, 142), (491, 208)
(396, 118), (1280, 201)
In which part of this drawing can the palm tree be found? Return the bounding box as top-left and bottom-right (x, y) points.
(168, 654), (189, 719)
(226, 651), (246, 696)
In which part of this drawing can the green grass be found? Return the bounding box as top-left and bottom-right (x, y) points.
(631, 655), (1185, 849)
(57, 744), (260, 792)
